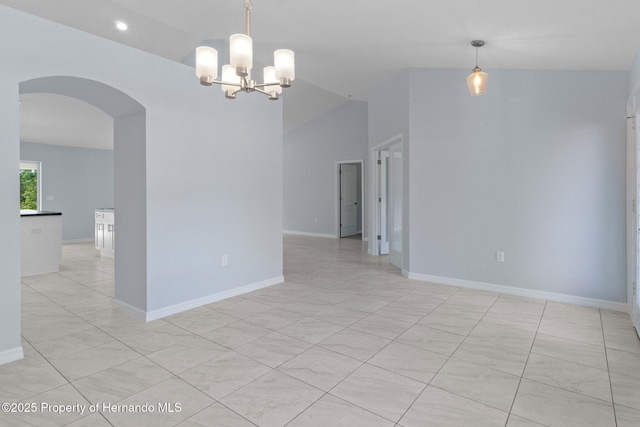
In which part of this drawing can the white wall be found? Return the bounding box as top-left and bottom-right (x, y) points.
(283, 100), (368, 237)
(20, 142), (114, 241)
(369, 67), (628, 304)
(0, 6), (283, 363)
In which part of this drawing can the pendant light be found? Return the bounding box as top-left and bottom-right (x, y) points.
(195, 0), (295, 100)
(466, 40), (488, 96)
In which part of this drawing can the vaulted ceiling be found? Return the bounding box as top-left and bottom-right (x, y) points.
(4, 0), (640, 148)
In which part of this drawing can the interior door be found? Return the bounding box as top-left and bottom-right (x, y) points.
(389, 143), (403, 269)
(340, 164), (358, 237)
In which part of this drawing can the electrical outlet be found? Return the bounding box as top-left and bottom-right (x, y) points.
(496, 251), (505, 262)
(314, 218), (318, 224)
(283, 216), (287, 222)
(31, 228), (41, 234)
(221, 255), (228, 266)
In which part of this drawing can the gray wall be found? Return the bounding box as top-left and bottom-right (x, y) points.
(368, 70), (411, 269)
(0, 83), (22, 363)
(20, 142), (114, 241)
(283, 100), (368, 237)
(369, 68), (628, 302)
(630, 49), (640, 94)
(0, 5), (283, 361)
(114, 110), (147, 312)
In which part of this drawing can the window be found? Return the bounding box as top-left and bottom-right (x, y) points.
(20, 161), (41, 210)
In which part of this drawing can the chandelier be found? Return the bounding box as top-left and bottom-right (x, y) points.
(195, 0), (295, 100)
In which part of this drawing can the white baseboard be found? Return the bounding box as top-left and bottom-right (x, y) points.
(63, 238), (94, 244)
(283, 230), (337, 239)
(113, 299), (147, 321)
(114, 276), (285, 322)
(408, 272), (628, 312)
(0, 346), (24, 366)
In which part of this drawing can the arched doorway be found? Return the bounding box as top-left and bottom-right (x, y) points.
(20, 76), (148, 320)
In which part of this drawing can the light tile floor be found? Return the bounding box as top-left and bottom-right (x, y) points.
(2, 235), (640, 426)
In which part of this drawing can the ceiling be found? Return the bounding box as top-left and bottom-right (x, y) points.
(5, 0), (640, 148)
(20, 93), (114, 150)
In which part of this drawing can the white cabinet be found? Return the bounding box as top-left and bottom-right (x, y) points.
(21, 211), (62, 276)
(95, 209), (114, 258)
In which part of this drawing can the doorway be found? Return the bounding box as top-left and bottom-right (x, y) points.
(337, 160), (364, 239)
(19, 76), (148, 319)
(372, 136), (403, 270)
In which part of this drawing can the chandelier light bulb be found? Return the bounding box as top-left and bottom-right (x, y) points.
(274, 49), (295, 83)
(195, 46), (218, 82)
(230, 34), (253, 75)
(263, 66), (282, 97)
(221, 65), (240, 93)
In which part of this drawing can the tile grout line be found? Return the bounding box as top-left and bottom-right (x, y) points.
(503, 299), (551, 427)
(600, 309), (619, 427)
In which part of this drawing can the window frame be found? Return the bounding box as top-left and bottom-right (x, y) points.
(19, 160), (42, 211)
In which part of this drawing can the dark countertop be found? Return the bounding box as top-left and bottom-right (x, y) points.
(20, 210), (62, 217)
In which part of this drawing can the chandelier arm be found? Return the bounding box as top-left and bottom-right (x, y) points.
(254, 87), (279, 100)
(253, 87), (270, 95)
(253, 82), (286, 89)
(204, 80), (243, 88)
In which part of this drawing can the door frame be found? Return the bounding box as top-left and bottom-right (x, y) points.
(627, 94), (640, 334)
(335, 159), (365, 239)
(379, 149), (390, 255)
(370, 134), (403, 257)
(19, 160), (42, 210)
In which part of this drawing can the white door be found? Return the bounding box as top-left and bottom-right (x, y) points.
(379, 150), (390, 254)
(389, 143), (403, 269)
(630, 115), (640, 333)
(340, 164), (359, 237)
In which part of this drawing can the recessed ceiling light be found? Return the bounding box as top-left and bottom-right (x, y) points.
(115, 21), (128, 31)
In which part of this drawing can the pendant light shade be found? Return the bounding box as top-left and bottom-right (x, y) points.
(229, 33), (253, 74)
(467, 40), (488, 96)
(274, 49), (295, 82)
(221, 64), (241, 97)
(263, 66), (282, 98)
(196, 46), (218, 82)
(467, 67), (488, 96)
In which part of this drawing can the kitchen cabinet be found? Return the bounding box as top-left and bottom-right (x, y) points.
(95, 209), (114, 258)
(20, 210), (62, 276)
